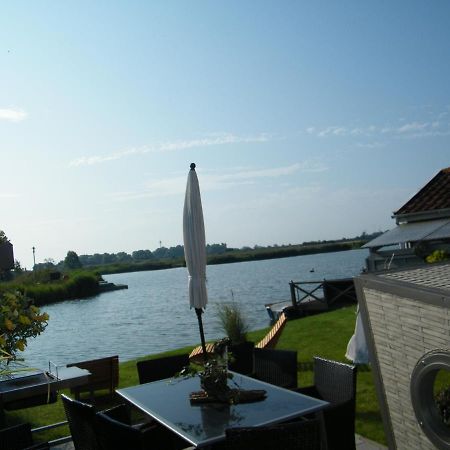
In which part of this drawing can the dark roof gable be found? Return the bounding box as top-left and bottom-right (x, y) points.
(394, 167), (450, 217)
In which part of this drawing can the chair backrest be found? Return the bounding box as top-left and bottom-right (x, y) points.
(253, 348), (298, 389)
(136, 353), (189, 384)
(61, 394), (100, 450)
(228, 341), (255, 375)
(95, 411), (144, 450)
(67, 355), (119, 399)
(313, 357), (357, 405)
(225, 418), (321, 450)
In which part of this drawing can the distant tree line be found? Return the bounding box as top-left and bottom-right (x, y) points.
(75, 243), (228, 267)
(7, 230), (385, 274)
(29, 243), (229, 271)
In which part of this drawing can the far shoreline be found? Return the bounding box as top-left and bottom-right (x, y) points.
(98, 240), (366, 276)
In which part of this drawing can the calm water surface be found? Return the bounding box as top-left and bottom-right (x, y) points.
(23, 249), (368, 369)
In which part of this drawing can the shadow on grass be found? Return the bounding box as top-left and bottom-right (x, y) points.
(356, 410), (383, 424)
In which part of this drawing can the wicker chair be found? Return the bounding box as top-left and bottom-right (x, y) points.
(224, 418), (322, 450)
(95, 412), (150, 450)
(61, 394), (101, 450)
(253, 348), (298, 389)
(0, 423), (49, 450)
(295, 357), (357, 450)
(136, 353), (189, 384)
(62, 393), (144, 450)
(95, 412), (195, 450)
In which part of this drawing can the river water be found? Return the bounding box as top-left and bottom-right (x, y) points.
(23, 249), (368, 369)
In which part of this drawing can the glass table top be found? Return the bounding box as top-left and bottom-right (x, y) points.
(117, 372), (328, 447)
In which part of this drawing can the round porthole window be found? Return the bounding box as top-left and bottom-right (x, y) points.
(410, 350), (450, 450)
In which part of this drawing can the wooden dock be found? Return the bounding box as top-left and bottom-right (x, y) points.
(98, 281), (128, 293)
(266, 277), (357, 320)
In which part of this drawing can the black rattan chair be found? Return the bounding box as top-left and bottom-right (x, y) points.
(224, 418), (322, 450)
(136, 353), (189, 384)
(295, 357), (357, 450)
(253, 348), (298, 389)
(61, 394), (100, 450)
(95, 412), (148, 450)
(95, 411), (195, 450)
(62, 393), (143, 450)
(0, 423), (49, 450)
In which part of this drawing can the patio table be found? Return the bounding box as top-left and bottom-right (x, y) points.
(116, 371), (329, 448)
(0, 366), (90, 426)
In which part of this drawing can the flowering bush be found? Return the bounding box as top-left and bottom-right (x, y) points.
(0, 291), (49, 362)
(426, 249), (449, 263)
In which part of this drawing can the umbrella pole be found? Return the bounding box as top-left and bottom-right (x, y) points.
(195, 308), (208, 363)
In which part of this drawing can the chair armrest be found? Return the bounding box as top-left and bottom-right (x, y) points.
(25, 443), (50, 450)
(322, 397), (355, 418)
(294, 385), (321, 399)
(102, 404), (132, 425)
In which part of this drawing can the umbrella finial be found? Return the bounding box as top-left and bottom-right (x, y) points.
(190, 163), (196, 170)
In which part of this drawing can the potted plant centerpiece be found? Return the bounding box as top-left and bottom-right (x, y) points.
(179, 338), (233, 402)
(197, 338), (232, 401)
(180, 338), (266, 405)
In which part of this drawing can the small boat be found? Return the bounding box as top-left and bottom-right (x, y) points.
(98, 280), (128, 292)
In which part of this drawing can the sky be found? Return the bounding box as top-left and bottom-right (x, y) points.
(1, 1), (449, 269)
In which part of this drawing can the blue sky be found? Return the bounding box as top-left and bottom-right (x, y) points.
(1, 1), (449, 268)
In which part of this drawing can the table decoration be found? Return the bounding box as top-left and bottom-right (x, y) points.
(178, 338), (266, 404)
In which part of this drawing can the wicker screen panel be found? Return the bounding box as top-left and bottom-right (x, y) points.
(381, 264), (450, 291)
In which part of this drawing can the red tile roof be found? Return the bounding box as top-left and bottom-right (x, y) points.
(394, 167), (450, 216)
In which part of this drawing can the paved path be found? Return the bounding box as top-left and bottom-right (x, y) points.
(355, 434), (387, 449)
(52, 434), (387, 449)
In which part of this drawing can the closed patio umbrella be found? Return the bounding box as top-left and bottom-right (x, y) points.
(345, 306), (369, 364)
(183, 163), (208, 362)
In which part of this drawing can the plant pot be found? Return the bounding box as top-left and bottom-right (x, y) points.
(229, 341), (254, 375)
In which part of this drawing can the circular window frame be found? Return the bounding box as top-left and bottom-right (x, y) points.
(410, 349), (450, 450)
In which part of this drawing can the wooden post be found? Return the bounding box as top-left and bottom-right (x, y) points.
(289, 280), (297, 308)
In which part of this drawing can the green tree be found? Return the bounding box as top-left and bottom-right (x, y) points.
(13, 260), (23, 274)
(64, 251), (82, 270)
(0, 230), (8, 244)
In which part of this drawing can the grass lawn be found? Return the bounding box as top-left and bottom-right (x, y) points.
(3, 306), (386, 445)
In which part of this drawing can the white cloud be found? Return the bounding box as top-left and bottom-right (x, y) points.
(305, 109), (450, 141)
(69, 133), (271, 167)
(356, 142), (385, 149)
(0, 193), (20, 199)
(0, 108), (27, 122)
(396, 122), (428, 133)
(109, 162), (327, 202)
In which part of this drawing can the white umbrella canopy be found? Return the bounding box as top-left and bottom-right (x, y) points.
(183, 163), (208, 360)
(183, 164), (208, 310)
